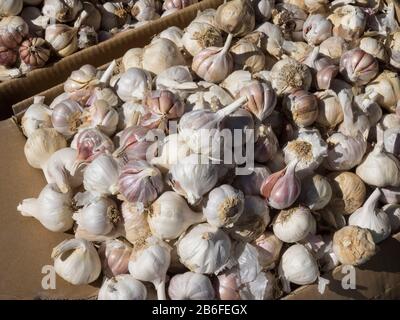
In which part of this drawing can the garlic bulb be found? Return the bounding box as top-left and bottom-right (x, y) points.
(121, 48), (143, 71)
(252, 231), (282, 270)
(118, 160), (163, 206)
(113, 126), (152, 162)
(51, 99), (83, 138)
(260, 161), (301, 210)
(157, 27), (184, 50)
(302, 14), (332, 45)
(121, 201), (151, 244)
(98, 275), (147, 300)
(319, 36), (349, 63)
(24, 128), (67, 169)
(64, 64), (98, 96)
(168, 272), (215, 300)
(299, 174), (332, 210)
(21, 96), (52, 137)
(271, 3), (307, 41)
(128, 236), (171, 300)
(182, 21), (223, 57)
(187, 85), (233, 111)
(17, 183), (73, 232)
(0, 16), (29, 49)
(328, 5), (366, 41)
(230, 38), (265, 73)
(169, 154), (220, 205)
(0, 0), (23, 16)
(115, 67), (152, 102)
(51, 238), (101, 285)
(315, 89), (343, 129)
(228, 195), (270, 242)
(349, 188), (391, 243)
(214, 0), (255, 37)
(332, 226), (376, 266)
(155, 65), (198, 99)
(269, 58), (312, 95)
(283, 89), (318, 127)
(232, 164), (270, 195)
(220, 70), (253, 97)
(239, 271), (275, 300)
(203, 184), (244, 228)
(99, 239), (132, 277)
(142, 38), (185, 75)
(73, 196), (120, 236)
(83, 154), (119, 196)
(21, 6), (47, 37)
(19, 37), (50, 69)
(382, 204), (400, 233)
(82, 1), (101, 31)
(192, 33), (234, 83)
(119, 101), (147, 129)
(177, 223), (231, 274)
(284, 129), (327, 176)
(359, 37), (388, 63)
(100, 2), (131, 31)
(42, 0), (82, 23)
(278, 244), (319, 291)
(273, 206), (316, 243)
(131, 0), (160, 22)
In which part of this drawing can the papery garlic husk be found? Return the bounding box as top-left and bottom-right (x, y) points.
(380, 186), (400, 205)
(113, 126), (152, 162)
(302, 14), (332, 45)
(121, 201), (151, 244)
(21, 96), (52, 137)
(19, 37), (50, 68)
(232, 165), (270, 196)
(51, 99), (83, 138)
(328, 171), (366, 216)
(283, 89), (318, 127)
(384, 128), (400, 158)
(169, 154), (220, 205)
(216, 270), (241, 300)
(389, 31), (400, 69)
(131, 0), (160, 22)
(51, 238), (101, 285)
(339, 48), (379, 86)
(271, 3), (307, 41)
(260, 161), (300, 210)
(228, 195), (270, 242)
(349, 188), (391, 243)
(256, 21), (285, 58)
(121, 48), (143, 71)
(214, 0), (255, 37)
(128, 236), (171, 300)
(279, 244), (319, 291)
(238, 80), (277, 121)
(42, 0), (82, 23)
(142, 38), (185, 75)
(251, 0), (274, 22)
(220, 70), (253, 97)
(315, 89), (343, 129)
(365, 70), (400, 113)
(187, 85), (233, 112)
(24, 128), (67, 169)
(284, 129), (328, 177)
(155, 65), (197, 96)
(192, 33), (234, 84)
(83, 154), (119, 196)
(328, 5), (366, 41)
(98, 275), (147, 300)
(115, 67), (152, 102)
(332, 225), (376, 266)
(177, 223), (231, 274)
(0, 15), (29, 49)
(324, 132), (367, 171)
(82, 100), (119, 136)
(203, 184), (244, 228)
(168, 272), (215, 300)
(99, 239), (132, 277)
(299, 174), (332, 210)
(319, 36), (349, 63)
(359, 37), (389, 63)
(230, 38), (266, 73)
(270, 57), (312, 95)
(43, 147), (83, 193)
(73, 196), (120, 236)
(254, 124), (279, 163)
(148, 191), (204, 240)
(252, 231), (282, 270)
(17, 183), (73, 232)
(119, 101), (147, 130)
(382, 204), (400, 233)
(182, 21), (223, 57)
(0, 0), (23, 17)
(100, 1), (131, 31)
(354, 92), (382, 127)
(239, 271), (276, 300)
(273, 206), (316, 243)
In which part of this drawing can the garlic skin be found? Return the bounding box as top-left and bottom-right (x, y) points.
(121, 48), (143, 71)
(115, 68), (152, 102)
(221, 70), (253, 97)
(168, 272), (215, 300)
(64, 64), (99, 96)
(99, 239), (132, 278)
(328, 5), (366, 41)
(119, 101), (147, 129)
(98, 275), (147, 300)
(17, 183), (73, 232)
(169, 154), (220, 205)
(24, 128), (67, 169)
(384, 128), (400, 158)
(203, 184), (244, 228)
(128, 236), (171, 300)
(177, 223), (231, 274)
(302, 14), (332, 45)
(51, 99), (83, 138)
(0, 15), (28, 49)
(131, 0), (160, 22)
(328, 171), (366, 216)
(216, 271), (241, 300)
(100, 2), (131, 31)
(299, 174), (332, 210)
(279, 244), (319, 291)
(230, 38), (265, 73)
(382, 204), (400, 233)
(147, 191), (204, 240)
(239, 271), (275, 300)
(283, 89), (318, 127)
(51, 238), (101, 285)
(21, 96), (52, 138)
(0, 0), (23, 17)
(42, 0), (82, 23)
(83, 154), (119, 196)
(232, 165), (270, 196)
(360, 37), (389, 63)
(121, 201), (151, 245)
(228, 195), (270, 242)
(83, 100), (119, 136)
(319, 36), (349, 63)
(19, 37), (51, 69)
(252, 231), (282, 270)
(349, 188), (391, 243)
(273, 206), (316, 243)
(315, 89), (343, 129)
(332, 226), (376, 266)
(157, 27), (184, 50)
(155, 65), (198, 99)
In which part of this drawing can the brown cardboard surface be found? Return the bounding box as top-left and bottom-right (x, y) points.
(0, 0), (224, 120)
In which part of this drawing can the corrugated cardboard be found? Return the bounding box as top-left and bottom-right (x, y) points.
(0, 0), (224, 120)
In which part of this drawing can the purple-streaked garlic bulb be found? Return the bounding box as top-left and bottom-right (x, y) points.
(51, 99), (83, 138)
(113, 126), (153, 162)
(99, 239), (132, 278)
(216, 271), (241, 300)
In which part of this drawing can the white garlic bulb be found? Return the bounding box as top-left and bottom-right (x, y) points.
(42, 0), (82, 23)
(21, 96), (52, 138)
(115, 67), (152, 102)
(302, 14), (332, 45)
(17, 183), (74, 232)
(177, 223), (231, 274)
(157, 26), (184, 50)
(98, 275), (147, 300)
(239, 271), (275, 300)
(51, 238), (101, 285)
(168, 272), (215, 300)
(299, 174), (332, 210)
(182, 21), (223, 56)
(121, 48), (143, 71)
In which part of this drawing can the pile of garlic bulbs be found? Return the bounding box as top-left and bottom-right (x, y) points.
(0, 0), (201, 81)
(17, 0), (400, 300)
